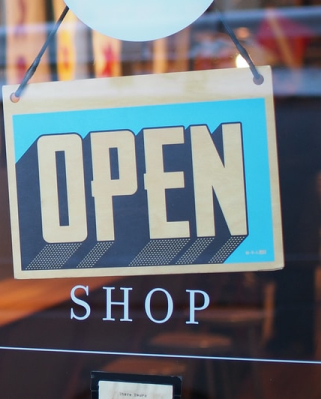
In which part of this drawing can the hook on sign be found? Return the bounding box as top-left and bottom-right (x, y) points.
(11, 6), (70, 102)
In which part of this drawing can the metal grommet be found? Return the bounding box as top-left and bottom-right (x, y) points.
(253, 74), (264, 85)
(10, 93), (20, 103)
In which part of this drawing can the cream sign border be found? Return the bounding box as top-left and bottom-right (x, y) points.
(3, 66), (283, 279)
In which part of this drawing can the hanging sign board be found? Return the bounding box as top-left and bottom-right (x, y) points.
(3, 67), (283, 279)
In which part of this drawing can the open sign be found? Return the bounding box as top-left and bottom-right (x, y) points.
(3, 67), (283, 278)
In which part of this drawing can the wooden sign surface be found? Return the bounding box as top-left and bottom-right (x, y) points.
(3, 67), (283, 279)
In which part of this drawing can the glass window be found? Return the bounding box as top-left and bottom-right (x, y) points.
(0, 1), (321, 397)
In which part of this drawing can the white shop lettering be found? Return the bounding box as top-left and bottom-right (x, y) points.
(70, 285), (210, 324)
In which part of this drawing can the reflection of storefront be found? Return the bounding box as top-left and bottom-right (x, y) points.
(0, 1), (321, 398)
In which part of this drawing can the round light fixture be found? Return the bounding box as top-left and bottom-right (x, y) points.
(64, 0), (214, 41)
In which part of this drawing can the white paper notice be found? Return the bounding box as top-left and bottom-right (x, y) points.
(99, 380), (173, 399)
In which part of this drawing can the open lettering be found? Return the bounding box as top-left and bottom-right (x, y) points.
(37, 123), (247, 244)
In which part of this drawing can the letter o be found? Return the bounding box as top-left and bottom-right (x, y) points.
(145, 288), (173, 324)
